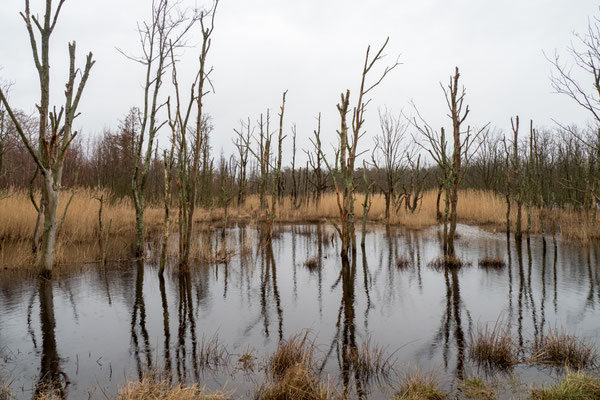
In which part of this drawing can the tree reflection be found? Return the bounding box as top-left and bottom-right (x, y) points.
(35, 277), (66, 398)
(131, 260), (152, 380)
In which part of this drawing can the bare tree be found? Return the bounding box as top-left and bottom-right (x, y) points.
(321, 38), (400, 259)
(548, 9), (600, 203)
(371, 108), (407, 220)
(0, 0), (95, 276)
(166, 0), (218, 268)
(413, 68), (486, 255)
(306, 113), (327, 205)
(275, 90), (288, 204)
(121, 0), (198, 258)
(233, 118), (252, 205)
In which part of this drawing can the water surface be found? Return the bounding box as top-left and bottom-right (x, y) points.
(1, 224), (599, 399)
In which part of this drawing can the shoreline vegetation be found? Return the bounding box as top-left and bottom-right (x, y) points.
(3, 329), (599, 400)
(1, 188), (598, 269)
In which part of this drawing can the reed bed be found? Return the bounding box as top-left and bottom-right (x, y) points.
(531, 329), (598, 369)
(2, 187), (600, 268)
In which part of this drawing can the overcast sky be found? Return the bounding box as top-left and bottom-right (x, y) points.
(0, 0), (598, 164)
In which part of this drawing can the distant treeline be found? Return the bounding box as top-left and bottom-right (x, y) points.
(1, 108), (598, 211)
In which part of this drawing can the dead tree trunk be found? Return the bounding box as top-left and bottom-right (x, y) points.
(0, 0), (94, 276)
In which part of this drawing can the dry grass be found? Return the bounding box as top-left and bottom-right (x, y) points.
(460, 377), (496, 400)
(0, 383), (14, 400)
(268, 332), (315, 379)
(304, 256), (321, 272)
(394, 369), (447, 400)
(478, 257), (506, 269)
(469, 320), (516, 370)
(396, 256), (412, 269)
(260, 332), (340, 400)
(531, 330), (598, 369)
(2, 187), (600, 267)
(531, 370), (600, 400)
(198, 335), (232, 370)
(117, 376), (232, 400)
(348, 339), (396, 384)
(428, 255), (469, 270)
(258, 364), (338, 400)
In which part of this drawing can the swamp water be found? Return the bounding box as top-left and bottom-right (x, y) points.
(0, 224), (599, 399)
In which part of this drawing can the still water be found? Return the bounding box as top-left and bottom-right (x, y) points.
(1, 224), (599, 399)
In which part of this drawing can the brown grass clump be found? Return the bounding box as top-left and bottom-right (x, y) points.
(531, 329), (598, 369)
(258, 364), (337, 400)
(304, 256), (321, 272)
(396, 256), (412, 269)
(531, 370), (600, 400)
(428, 255), (469, 270)
(237, 349), (257, 372)
(478, 257), (505, 269)
(268, 332), (315, 379)
(469, 321), (516, 370)
(1, 383), (14, 400)
(460, 377), (496, 400)
(348, 340), (396, 384)
(198, 335), (232, 370)
(394, 369), (447, 400)
(117, 376), (232, 400)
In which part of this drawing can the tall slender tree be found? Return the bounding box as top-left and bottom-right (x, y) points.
(0, 0), (95, 276)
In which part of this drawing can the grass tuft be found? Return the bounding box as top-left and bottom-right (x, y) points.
(469, 320), (516, 370)
(478, 257), (505, 269)
(394, 369), (447, 400)
(531, 370), (600, 400)
(117, 376), (233, 400)
(348, 339), (396, 383)
(428, 255), (469, 270)
(460, 377), (496, 400)
(198, 335), (232, 370)
(396, 256), (412, 269)
(531, 329), (598, 369)
(268, 332), (315, 379)
(258, 364), (336, 400)
(304, 256), (321, 272)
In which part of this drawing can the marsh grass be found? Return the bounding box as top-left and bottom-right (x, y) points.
(478, 257), (506, 269)
(530, 370), (600, 400)
(304, 256), (321, 272)
(198, 335), (232, 370)
(117, 375), (233, 400)
(530, 330), (598, 369)
(428, 255), (470, 270)
(396, 256), (412, 269)
(0, 383), (14, 400)
(237, 349), (257, 372)
(257, 364), (338, 400)
(469, 320), (516, 370)
(460, 377), (496, 400)
(348, 340), (396, 384)
(268, 332), (315, 379)
(3, 188), (600, 267)
(394, 369), (447, 400)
